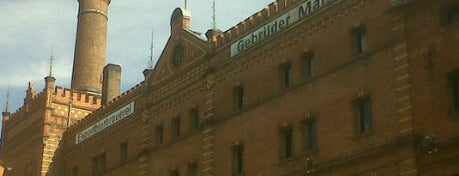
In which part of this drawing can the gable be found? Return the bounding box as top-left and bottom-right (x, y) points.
(149, 28), (209, 85)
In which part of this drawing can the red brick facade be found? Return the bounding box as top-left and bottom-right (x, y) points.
(2, 0), (459, 175)
(0, 78), (101, 175)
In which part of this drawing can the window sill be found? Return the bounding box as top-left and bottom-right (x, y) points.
(353, 50), (371, 59)
(304, 76), (313, 81)
(302, 149), (319, 156)
(452, 109), (459, 122)
(278, 150), (318, 166)
(353, 129), (375, 140)
(279, 156), (296, 165)
(444, 22), (459, 30)
(152, 131), (202, 152)
(281, 85), (293, 92)
(232, 173), (245, 176)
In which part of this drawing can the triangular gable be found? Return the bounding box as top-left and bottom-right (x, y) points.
(149, 24), (209, 85)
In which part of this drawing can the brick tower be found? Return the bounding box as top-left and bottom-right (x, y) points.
(71, 0), (111, 94)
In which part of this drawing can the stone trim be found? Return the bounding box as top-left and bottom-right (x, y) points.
(79, 9), (108, 20)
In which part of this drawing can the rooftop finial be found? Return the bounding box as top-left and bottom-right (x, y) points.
(148, 29), (155, 69)
(212, 0), (216, 29)
(49, 44), (55, 77)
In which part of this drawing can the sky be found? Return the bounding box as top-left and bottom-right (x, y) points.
(0, 0), (275, 113)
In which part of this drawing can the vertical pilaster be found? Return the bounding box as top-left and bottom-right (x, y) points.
(41, 128), (61, 176)
(42, 76), (58, 176)
(201, 74), (216, 176)
(138, 111), (152, 176)
(390, 2), (418, 175)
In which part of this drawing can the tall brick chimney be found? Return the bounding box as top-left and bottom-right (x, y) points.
(71, 0), (111, 94)
(102, 64), (121, 104)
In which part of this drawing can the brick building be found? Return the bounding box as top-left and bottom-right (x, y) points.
(2, 0), (459, 175)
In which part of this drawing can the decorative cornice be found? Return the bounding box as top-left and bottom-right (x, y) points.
(79, 9), (108, 20)
(78, 0), (111, 5)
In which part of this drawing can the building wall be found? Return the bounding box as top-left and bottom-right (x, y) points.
(61, 83), (145, 175)
(209, 0), (401, 175)
(0, 79), (101, 175)
(5, 0), (458, 176)
(402, 0), (459, 175)
(1, 108), (44, 176)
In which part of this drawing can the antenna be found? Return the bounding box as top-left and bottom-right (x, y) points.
(5, 81), (10, 112)
(184, 0), (188, 9)
(212, 0), (216, 29)
(48, 45), (55, 77)
(148, 29), (154, 69)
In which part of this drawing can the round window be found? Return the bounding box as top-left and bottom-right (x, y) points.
(172, 45), (185, 66)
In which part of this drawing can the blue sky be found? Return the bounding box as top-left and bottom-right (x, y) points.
(0, 0), (274, 112)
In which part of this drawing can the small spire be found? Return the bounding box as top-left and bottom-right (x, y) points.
(212, 0), (216, 29)
(48, 45), (55, 77)
(149, 29), (154, 69)
(5, 81), (10, 112)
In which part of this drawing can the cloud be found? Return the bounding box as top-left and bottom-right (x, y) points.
(0, 0), (274, 112)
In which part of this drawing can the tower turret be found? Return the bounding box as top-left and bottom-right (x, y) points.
(71, 0), (111, 94)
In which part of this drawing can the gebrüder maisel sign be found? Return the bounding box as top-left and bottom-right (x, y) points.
(75, 101), (135, 144)
(230, 0), (336, 57)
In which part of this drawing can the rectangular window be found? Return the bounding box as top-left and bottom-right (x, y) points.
(190, 108), (200, 129)
(357, 98), (373, 133)
(452, 75), (459, 109)
(173, 118), (181, 138)
(303, 53), (314, 78)
(304, 119), (318, 150)
(99, 152), (106, 173)
(354, 26), (368, 54)
(233, 145), (244, 175)
(72, 166), (79, 176)
(188, 163), (198, 176)
(92, 157), (98, 176)
(441, 5), (459, 26)
(156, 125), (164, 145)
(120, 142), (128, 163)
(449, 12), (459, 24)
(281, 63), (292, 88)
(280, 128), (294, 159)
(235, 86), (244, 109)
(447, 6), (459, 24)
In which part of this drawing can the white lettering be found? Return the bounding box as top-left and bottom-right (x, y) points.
(230, 0), (335, 57)
(75, 101), (135, 144)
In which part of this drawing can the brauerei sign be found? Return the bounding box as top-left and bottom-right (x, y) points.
(75, 101), (135, 144)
